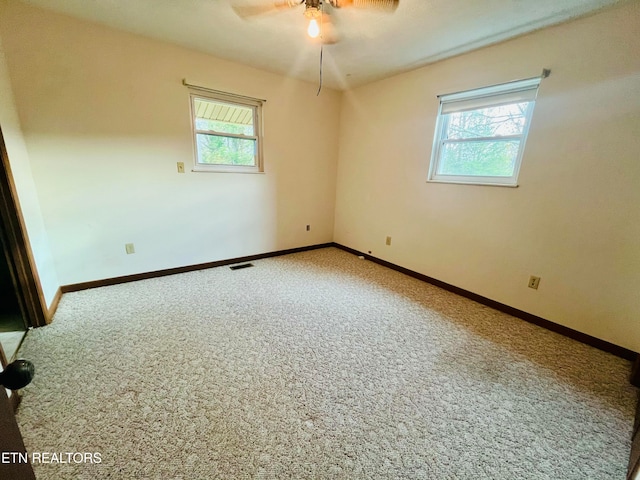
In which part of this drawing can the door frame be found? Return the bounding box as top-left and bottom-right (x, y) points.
(0, 126), (47, 329)
(0, 381), (36, 479)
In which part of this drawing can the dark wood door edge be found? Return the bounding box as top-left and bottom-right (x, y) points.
(0, 128), (47, 328)
(631, 356), (640, 388)
(8, 390), (21, 411)
(0, 386), (34, 479)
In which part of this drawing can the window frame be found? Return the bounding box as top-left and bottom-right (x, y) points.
(188, 89), (264, 174)
(428, 77), (541, 187)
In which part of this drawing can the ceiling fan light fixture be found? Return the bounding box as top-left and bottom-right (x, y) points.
(307, 17), (320, 38)
(304, 6), (321, 38)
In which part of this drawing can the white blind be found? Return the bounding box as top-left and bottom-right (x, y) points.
(440, 77), (541, 115)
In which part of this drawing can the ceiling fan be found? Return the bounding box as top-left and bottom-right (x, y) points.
(233, 0), (400, 43)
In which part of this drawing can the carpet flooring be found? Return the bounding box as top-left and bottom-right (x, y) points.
(15, 247), (637, 479)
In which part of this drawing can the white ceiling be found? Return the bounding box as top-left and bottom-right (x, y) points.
(20, 0), (627, 90)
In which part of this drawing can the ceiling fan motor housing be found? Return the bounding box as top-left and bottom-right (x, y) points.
(304, 0), (322, 18)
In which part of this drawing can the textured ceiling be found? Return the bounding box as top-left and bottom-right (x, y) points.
(19, 0), (628, 90)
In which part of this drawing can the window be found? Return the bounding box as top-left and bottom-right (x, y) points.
(428, 77), (541, 186)
(189, 89), (263, 173)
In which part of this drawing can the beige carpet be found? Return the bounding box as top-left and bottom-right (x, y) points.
(15, 247), (636, 479)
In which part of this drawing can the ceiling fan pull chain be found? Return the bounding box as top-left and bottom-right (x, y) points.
(316, 0), (325, 96)
(317, 44), (324, 96)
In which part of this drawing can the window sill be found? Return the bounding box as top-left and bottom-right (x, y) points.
(192, 165), (264, 174)
(427, 179), (519, 187)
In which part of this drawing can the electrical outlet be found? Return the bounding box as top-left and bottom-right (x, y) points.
(386, 236), (392, 246)
(306, 225), (310, 231)
(125, 243), (135, 255)
(177, 162), (185, 173)
(528, 275), (541, 290)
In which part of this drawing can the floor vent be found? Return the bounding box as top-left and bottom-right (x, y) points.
(229, 263), (254, 270)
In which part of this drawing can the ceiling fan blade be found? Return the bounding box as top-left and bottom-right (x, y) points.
(232, 1), (303, 19)
(329, 0), (399, 12)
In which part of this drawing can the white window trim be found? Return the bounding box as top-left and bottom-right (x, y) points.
(188, 88), (264, 174)
(428, 77), (541, 187)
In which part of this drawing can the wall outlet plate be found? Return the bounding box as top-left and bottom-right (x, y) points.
(528, 275), (541, 289)
(125, 243), (135, 254)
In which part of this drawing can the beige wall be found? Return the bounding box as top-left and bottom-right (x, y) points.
(0, 33), (59, 306)
(0, 1), (341, 286)
(335, 2), (640, 351)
